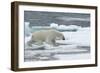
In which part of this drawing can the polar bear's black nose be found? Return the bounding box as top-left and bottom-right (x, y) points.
(63, 36), (65, 40)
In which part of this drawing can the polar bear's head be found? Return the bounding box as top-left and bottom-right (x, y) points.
(56, 33), (65, 40)
(52, 30), (65, 40)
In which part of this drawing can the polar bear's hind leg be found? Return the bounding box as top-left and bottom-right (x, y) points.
(27, 39), (34, 47)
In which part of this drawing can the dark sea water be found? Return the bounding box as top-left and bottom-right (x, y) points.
(24, 11), (90, 27)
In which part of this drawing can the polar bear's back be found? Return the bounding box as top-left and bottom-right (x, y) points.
(32, 30), (57, 36)
(31, 29), (63, 42)
(32, 30), (47, 41)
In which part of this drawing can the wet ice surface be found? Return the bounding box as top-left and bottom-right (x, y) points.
(24, 48), (90, 62)
(24, 44), (90, 62)
(24, 27), (91, 62)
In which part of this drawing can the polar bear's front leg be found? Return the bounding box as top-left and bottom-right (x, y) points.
(46, 37), (57, 46)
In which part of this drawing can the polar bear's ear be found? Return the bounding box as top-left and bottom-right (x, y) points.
(63, 36), (65, 40)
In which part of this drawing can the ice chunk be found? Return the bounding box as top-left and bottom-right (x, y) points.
(25, 22), (31, 36)
(61, 27), (90, 46)
(58, 25), (82, 30)
(50, 23), (58, 28)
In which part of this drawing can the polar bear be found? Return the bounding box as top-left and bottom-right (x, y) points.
(27, 29), (65, 46)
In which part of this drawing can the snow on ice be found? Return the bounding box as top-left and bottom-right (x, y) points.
(24, 23), (90, 61)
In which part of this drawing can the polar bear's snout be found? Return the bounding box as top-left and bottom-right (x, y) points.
(63, 36), (65, 40)
(56, 33), (65, 40)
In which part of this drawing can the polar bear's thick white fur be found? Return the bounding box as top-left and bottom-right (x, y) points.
(27, 29), (65, 46)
